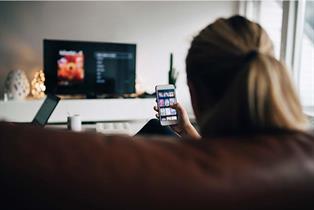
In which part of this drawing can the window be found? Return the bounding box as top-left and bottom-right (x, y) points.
(239, 1), (283, 58)
(299, 0), (314, 107)
(258, 1), (283, 58)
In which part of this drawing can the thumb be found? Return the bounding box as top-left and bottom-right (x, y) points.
(170, 102), (184, 114)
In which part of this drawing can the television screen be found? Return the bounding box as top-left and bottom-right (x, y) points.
(44, 39), (136, 96)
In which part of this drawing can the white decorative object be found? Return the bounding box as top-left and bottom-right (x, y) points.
(3, 93), (8, 102)
(4, 69), (30, 100)
(67, 114), (82, 131)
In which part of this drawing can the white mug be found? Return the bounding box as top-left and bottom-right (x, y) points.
(67, 114), (82, 131)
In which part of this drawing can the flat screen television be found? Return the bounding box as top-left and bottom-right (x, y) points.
(44, 39), (136, 97)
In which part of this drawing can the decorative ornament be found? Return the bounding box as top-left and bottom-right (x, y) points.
(31, 70), (46, 98)
(4, 69), (30, 100)
(135, 76), (145, 95)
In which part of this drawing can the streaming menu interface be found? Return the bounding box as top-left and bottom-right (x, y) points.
(94, 51), (134, 93)
(158, 89), (178, 122)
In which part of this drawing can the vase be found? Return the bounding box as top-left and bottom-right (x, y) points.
(4, 69), (30, 100)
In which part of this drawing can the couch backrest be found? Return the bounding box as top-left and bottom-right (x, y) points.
(0, 122), (314, 209)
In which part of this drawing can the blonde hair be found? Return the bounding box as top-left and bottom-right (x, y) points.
(186, 16), (309, 136)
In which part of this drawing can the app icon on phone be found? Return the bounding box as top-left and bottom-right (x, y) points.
(160, 108), (166, 116)
(169, 98), (176, 105)
(165, 99), (170, 106)
(159, 99), (165, 107)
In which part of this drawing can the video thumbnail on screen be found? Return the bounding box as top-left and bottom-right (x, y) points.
(57, 50), (84, 86)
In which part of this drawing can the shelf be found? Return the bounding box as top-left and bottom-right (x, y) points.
(0, 98), (155, 123)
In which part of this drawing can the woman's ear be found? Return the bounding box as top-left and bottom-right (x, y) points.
(187, 80), (200, 121)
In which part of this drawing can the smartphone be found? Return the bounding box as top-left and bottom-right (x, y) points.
(155, 84), (178, 126)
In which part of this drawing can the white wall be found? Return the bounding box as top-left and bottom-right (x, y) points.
(0, 1), (237, 115)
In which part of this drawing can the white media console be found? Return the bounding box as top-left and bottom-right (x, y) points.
(0, 98), (156, 123)
(1, 98), (312, 128)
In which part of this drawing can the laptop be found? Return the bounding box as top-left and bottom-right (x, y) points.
(31, 94), (60, 127)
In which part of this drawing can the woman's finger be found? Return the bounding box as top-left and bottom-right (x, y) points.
(155, 113), (159, 119)
(170, 103), (182, 113)
(153, 105), (159, 111)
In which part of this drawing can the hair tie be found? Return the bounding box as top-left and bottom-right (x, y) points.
(244, 50), (258, 63)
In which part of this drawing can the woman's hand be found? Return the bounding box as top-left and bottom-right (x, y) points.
(154, 102), (201, 139)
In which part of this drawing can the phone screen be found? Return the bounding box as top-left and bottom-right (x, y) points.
(156, 88), (178, 124)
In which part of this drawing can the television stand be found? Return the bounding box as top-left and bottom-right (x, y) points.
(57, 92), (155, 99)
(56, 94), (137, 99)
(0, 98), (155, 123)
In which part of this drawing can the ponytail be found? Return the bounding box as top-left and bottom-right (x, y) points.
(198, 51), (309, 136)
(245, 52), (308, 131)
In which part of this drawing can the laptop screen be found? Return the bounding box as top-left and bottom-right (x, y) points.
(32, 95), (60, 126)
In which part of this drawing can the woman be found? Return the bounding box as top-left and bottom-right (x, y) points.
(139, 15), (309, 138)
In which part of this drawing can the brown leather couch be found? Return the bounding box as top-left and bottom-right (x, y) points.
(1, 122), (314, 209)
